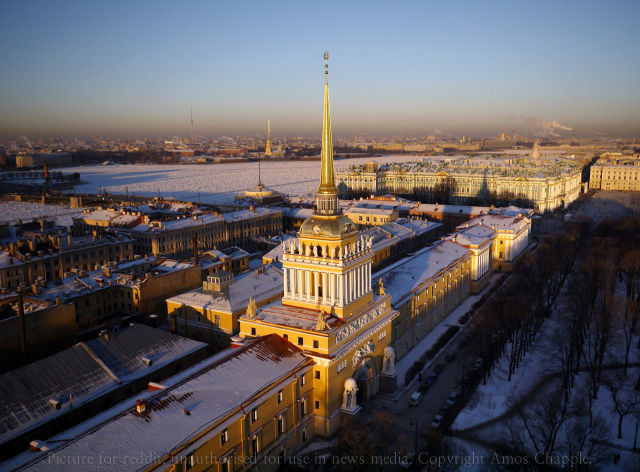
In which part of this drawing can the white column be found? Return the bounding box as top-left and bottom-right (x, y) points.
(349, 269), (356, 302)
(306, 271), (311, 301)
(298, 269), (303, 299)
(313, 272), (318, 303)
(331, 273), (336, 303)
(367, 263), (371, 293)
(322, 272), (327, 304)
(283, 268), (289, 297)
(328, 273), (333, 303)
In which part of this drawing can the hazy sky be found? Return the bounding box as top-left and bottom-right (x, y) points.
(1, 0), (639, 139)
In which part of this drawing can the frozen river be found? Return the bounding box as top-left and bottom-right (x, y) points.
(62, 155), (420, 204)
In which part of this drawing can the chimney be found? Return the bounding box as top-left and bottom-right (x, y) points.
(136, 399), (146, 414)
(17, 284), (27, 361)
(148, 381), (166, 391)
(67, 234), (72, 246)
(169, 313), (177, 334)
(192, 232), (198, 265)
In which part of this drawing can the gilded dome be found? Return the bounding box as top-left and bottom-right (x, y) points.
(299, 213), (356, 238)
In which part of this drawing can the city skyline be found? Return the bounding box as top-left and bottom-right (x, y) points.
(1, 0), (639, 139)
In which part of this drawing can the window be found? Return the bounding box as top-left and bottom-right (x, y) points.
(313, 340), (319, 349)
(301, 398), (307, 417)
(250, 408), (258, 423)
(314, 370), (320, 380)
(251, 434), (260, 456)
(302, 429), (307, 441)
(277, 390), (283, 404)
(220, 428), (228, 446)
(300, 375), (306, 387)
(314, 400), (320, 409)
(185, 453), (195, 470)
(251, 327), (256, 336)
(283, 334), (288, 340)
(220, 457), (230, 472)
(214, 315), (220, 326)
(277, 415), (284, 437)
(297, 337), (303, 346)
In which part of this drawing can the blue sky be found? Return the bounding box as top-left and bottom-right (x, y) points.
(1, 0), (639, 138)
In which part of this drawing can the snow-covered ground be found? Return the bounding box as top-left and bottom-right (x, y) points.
(0, 201), (83, 226)
(450, 280), (640, 469)
(61, 156), (420, 204)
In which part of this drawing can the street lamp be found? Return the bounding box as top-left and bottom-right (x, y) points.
(408, 417), (418, 453)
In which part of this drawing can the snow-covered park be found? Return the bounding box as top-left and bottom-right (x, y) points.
(60, 156), (419, 204)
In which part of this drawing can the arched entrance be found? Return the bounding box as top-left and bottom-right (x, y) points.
(354, 357), (378, 403)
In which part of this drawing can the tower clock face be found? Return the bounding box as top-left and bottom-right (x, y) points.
(312, 224), (321, 235)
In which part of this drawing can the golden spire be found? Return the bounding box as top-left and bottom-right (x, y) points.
(318, 51), (337, 196)
(265, 118), (272, 156)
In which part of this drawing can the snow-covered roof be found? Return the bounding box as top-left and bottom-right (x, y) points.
(128, 214), (222, 233)
(16, 335), (311, 472)
(345, 207), (396, 217)
(0, 325), (205, 448)
(0, 251), (22, 269)
(167, 264), (282, 313)
(394, 218), (441, 236)
(447, 224), (496, 248)
(377, 240), (471, 306)
(222, 207), (280, 222)
(243, 301), (344, 331)
(411, 203), (492, 216)
(460, 213), (530, 234)
(282, 207), (314, 220)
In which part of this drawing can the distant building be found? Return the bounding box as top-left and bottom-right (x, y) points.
(0, 233), (134, 288)
(29, 256), (202, 335)
(336, 155), (582, 211)
(15, 152), (72, 168)
(457, 210), (531, 272)
(446, 224), (496, 293)
(125, 214), (225, 257)
(588, 153), (640, 191)
(0, 296), (76, 372)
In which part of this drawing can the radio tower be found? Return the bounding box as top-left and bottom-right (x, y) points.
(189, 107), (194, 146)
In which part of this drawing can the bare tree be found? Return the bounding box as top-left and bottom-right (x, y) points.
(604, 372), (640, 440)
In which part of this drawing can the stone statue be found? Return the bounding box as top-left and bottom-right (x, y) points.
(377, 278), (385, 296)
(382, 346), (396, 375)
(315, 312), (329, 331)
(246, 297), (257, 318)
(313, 245), (318, 257)
(342, 378), (359, 411)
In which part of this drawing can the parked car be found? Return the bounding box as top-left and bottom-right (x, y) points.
(425, 373), (438, 384)
(431, 414), (444, 429)
(444, 391), (459, 408)
(409, 391), (423, 407)
(418, 382), (430, 394)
